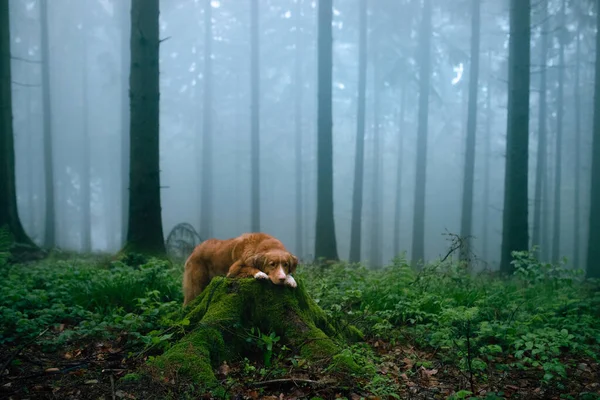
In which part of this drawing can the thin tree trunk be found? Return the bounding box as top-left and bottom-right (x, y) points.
(294, 0), (304, 258)
(369, 46), (382, 268)
(81, 32), (91, 253)
(586, 2), (600, 279)
(314, 0), (338, 262)
(124, 0), (166, 256)
(250, 0), (260, 232)
(40, 0), (55, 249)
(200, 0), (213, 239)
(25, 73), (35, 235)
(393, 87), (406, 259)
(532, 0), (548, 258)
(551, 0), (566, 262)
(411, 0), (432, 267)
(500, 0), (531, 274)
(0, 0), (37, 250)
(459, 0), (481, 264)
(120, 0), (130, 245)
(349, 0), (367, 264)
(573, 17), (582, 269)
(482, 50), (492, 262)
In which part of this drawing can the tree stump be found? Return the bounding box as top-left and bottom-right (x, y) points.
(145, 276), (363, 393)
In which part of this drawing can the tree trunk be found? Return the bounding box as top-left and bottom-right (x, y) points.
(314, 0), (338, 262)
(500, 0), (531, 274)
(532, 0), (548, 258)
(0, 0), (37, 251)
(369, 46), (382, 268)
(481, 51), (492, 262)
(459, 0), (480, 264)
(120, 0), (130, 246)
(40, 0), (55, 249)
(250, 0), (260, 232)
(393, 87), (406, 259)
(551, 0), (566, 263)
(410, 0), (432, 267)
(586, 4), (600, 279)
(349, 0), (367, 264)
(294, 0), (304, 258)
(199, 0), (213, 239)
(123, 0), (166, 256)
(573, 17), (582, 269)
(81, 31), (91, 253)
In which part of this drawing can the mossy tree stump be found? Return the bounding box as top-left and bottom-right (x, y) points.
(146, 277), (362, 392)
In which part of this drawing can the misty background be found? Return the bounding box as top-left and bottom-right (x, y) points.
(7, 0), (597, 269)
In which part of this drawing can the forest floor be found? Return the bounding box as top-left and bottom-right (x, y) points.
(1, 252), (599, 399)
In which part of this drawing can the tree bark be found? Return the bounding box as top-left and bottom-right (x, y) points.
(573, 17), (582, 269)
(393, 87), (406, 259)
(369, 42), (382, 268)
(500, 0), (531, 274)
(123, 0), (166, 256)
(349, 0), (366, 264)
(586, 4), (600, 279)
(40, 0), (55, 249)
(250, 0), (260, 232)
(0, 0), (37, 251)
(551, 0), (566, 263)
(459, 0), (480, 264)
(314, 0), (338, 262)
(411, 0), (432, 267)
(294, 0), (304, 258)
(199, 0), (213, 239)
(120, 0), (130, 246)
(532, 0), (548, 259)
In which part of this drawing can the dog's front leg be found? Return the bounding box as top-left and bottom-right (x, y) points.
(227, 260), (268, 280)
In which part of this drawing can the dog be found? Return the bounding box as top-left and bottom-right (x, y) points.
(182, 232), (299, 306)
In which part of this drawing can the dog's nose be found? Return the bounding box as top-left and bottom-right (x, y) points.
(278, 277), (286, 284)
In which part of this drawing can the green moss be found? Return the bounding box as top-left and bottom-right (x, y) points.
(147, 276), (363, 389)
(120, 373), (142, 382)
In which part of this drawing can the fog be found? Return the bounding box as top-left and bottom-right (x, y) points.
(8, 0), (597, 269)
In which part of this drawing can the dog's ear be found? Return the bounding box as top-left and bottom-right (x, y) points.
(247, 253), (266, 269)
(288, 254), (299, 274)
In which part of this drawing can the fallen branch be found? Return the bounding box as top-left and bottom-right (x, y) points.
(0, 328), (49, 377)
(251, 378), (334, 388)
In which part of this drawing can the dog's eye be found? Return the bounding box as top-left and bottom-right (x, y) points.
(269, 261), (275, 266)
(283, 262), (288, 267)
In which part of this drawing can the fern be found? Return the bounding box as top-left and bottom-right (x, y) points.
(0, 225), (13, 267)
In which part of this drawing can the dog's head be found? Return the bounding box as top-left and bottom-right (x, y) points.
(249, 250), (298, 285)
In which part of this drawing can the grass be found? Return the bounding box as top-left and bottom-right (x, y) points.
(0, 249), (599, 399)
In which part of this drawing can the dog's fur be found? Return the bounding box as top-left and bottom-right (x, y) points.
(182, 232), (299, 306)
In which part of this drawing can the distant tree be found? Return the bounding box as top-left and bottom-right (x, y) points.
(314, 0), (338, 262)
(80, 29), (91, 253)
(393, 87), (406, 259)
(459, 0), (481, 264)
(295, 0), (304, 257)
(586, 4), (600, 279)
(0, 0), (38, 252)
(411, 0), (432, 266)
(369, 36), (383, 268)
(250, 0), (260, 232)
(40, 0), (56, 249)
(123, 0), (166, 255)
(532, 0), (549, 259)
(551, 0), (566, 262)
(500, 0), (531, 274)
(119, 0), (130, 245)
(349, 0), (367, 264)
(481, 51), (492, 261)
(199, 0), (213, 239)
(573, 15), (582, 269)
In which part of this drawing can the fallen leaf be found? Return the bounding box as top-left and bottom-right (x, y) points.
(45, 367), (60, 373)
(218, 362), (230, 377)
(85, 379), (98, 384)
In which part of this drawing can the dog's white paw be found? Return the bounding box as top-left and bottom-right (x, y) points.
(284, 275), (297, 288)
(254, 271), (269, 280)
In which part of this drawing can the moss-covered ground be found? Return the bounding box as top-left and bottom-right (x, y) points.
(1, 250), (599, 399)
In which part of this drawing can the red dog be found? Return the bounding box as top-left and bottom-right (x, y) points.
(182, 233), (298, 305)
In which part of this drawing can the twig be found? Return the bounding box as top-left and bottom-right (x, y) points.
(0, 328), (49, 376)
(110, 374), (116, 400)
(251, 378), (334, 387)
